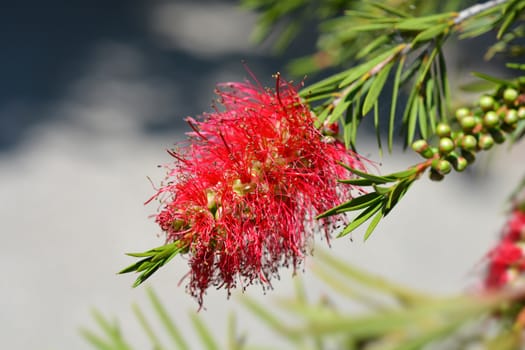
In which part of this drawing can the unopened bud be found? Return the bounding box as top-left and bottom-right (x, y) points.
(483, 111), (500, 129)
(436, 122), (451, 137)
(478, 134), (494, 150)
(503, 88), (519, 105)
(455, 107), (470, 120)
(460, 116), (477, 132)
(429, 168), (445, 181)
(438, 137), (455, 154)
(479, 95), (495, 111)
(461, 134), (478, 151)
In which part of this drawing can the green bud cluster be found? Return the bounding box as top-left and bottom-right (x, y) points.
(412, 87), (524, 181)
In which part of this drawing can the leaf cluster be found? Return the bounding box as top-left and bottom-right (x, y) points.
(86, 252), (525, 350)
(301, 0), (524, 151)
(118, 242), (187, 288)
(318, 165), (420, 240)
(81, 288), (236, 350)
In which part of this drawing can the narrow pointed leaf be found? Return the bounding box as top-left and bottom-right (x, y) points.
(374, 102), (383, 156)
(337, 178), (378, 186)
(147, 288), (190, 350)
(357, 36), (390, 59)
(338, 164), (396, 183)
(339, 46), (401, 88)
(412, 23), (449, 44)
(369, 1), (410, 17)
(472, 71), (518, 88)
(338, 201), (383, 237)
(363, 61), (393, 115)
(317, 192), (383, 218)
(132, 303), (166, 350)
(389, 57), (405, 152)
(364, 210), (384, 241)
(190, 313), (220, 350)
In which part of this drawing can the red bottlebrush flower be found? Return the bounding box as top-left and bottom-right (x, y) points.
(505, 210), (525, 242)
(150, 74), (364, 305)
(484, 209), (525, 290)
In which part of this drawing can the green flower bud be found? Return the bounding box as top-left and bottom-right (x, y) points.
(478, 134), (494, 150)
(438, 137), (455, 154)
(460, 116), (478, 132)
(429, 168), (445, 181)
(436, 122), (451, 137)
(451, 131), (464, 146)
(483, 111), (500, 129)
(431, 158), (452, 175)
(518, 106), (525, 120)
(504, 109), (519, 125)
(461, 134), (478, 151)
(446, 152), (469, 172)
(461, 149), (476, 164)
(411, 139), (428, 153)
(503, 88), (519, 105)
(411, 139), (435, 158)
(489, 129), (506, 144)
(455, 107), (470, 120)
(454, 156), (468, 172)
(437, 159), (452, 174)
(479, 95), (495, 111)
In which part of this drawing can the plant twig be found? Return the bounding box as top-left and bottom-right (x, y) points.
(454, 0), (509, 24)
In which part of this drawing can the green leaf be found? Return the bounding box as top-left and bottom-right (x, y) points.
(369, 1), (410, 18)
(498, 8), (519, 38)
(328, 96), (352, 124)
(388, 167), (418, 179)
(339, 45), (401, 88)
(412, 23), (449, 44)
(119, 242), (186, 287)
(372, 185), (392, 195)
(385, 180), (414, 215)
(337, 178), (378, 186)
(82, 310), (132, 350)
(317, 192), (383, 218)
(338, 201), (384, 237)
(374, 102), (383, 156)
(396, 13), (454, 30)
(146, 288), (190, 350)
(80, 329), (114, 350)
(437, 49), (450, 122)
(190, 313), (220, 350)
(313, 105), (332, 127)
(417, 95), (428, 139)
(459, 16), (498, 39)
(471, 71), (518, 88)
(339, 164), (397, 183)
(362, 61), (394, 115)
(240, 297), (299, 342)
(227, 313), (242, 350)
(132, 303), (166, 350)
(406, 94), (419, 146)
(348, 23), (393, 32)
(356, 36), (390, 59)
(507, 62), (525, 70)
(416, 47), (439, 86)
(302, 68), (353, 95)
(315, 249), (435, 304)
(389, 57), (406, 152)
(400, 52), (425, 84)
(364, 210), (383, 241)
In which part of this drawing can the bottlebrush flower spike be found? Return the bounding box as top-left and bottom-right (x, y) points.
(121, 73), (365, 306)
(484, 208), (525, 290)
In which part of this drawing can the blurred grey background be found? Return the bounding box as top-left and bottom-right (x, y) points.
(1, 1), (524, 349)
